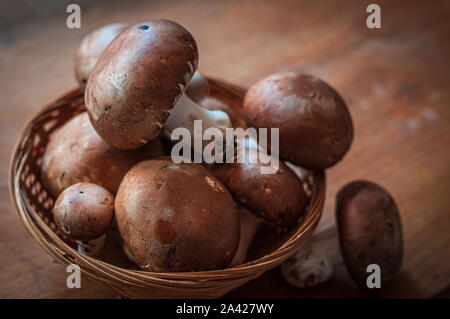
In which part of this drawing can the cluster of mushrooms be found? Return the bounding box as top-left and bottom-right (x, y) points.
(41, 19), (403, 288)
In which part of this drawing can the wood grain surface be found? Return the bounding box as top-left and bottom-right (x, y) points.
(1, 0), (449, 298)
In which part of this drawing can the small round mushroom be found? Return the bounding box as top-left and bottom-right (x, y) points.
(85, 19), (231, 150)
(75, 23), (128, 90)
(242, 72), (353, 170)
(114, 158), (240, 272)
(52, 182), (114, 241)
(281, 180), (403, 288)
(41, 112), (163, 198)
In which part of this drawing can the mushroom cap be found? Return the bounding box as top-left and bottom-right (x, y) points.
(242, 72), (353, 170)
(53, 182), (114, 241)
(114, 158), (240, 272)
(75, 23), (128, 89)
(212, 159), (307, 226)
(336, 180), (403, 286)
(41, 112), (163, 198)
(85, 19), (199, 150)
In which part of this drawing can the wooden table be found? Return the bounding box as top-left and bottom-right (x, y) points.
(1, 0), (449, 298)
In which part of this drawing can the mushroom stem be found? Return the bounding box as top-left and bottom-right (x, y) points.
(230, 208), (262, 267)
(164, 93), (232, 146)
(161, 72), (232, 156)
(185, 72), (209, 103)
(281, 216), (343, 288)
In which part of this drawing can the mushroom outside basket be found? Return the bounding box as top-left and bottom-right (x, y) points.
(9, 77), (325, 298)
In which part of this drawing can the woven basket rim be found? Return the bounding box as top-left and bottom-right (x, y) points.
(9, 77), (325, 294)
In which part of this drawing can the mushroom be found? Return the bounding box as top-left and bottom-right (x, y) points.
(85, 19), (232, 150)
(52, 182), (114, 257)
(114, 157), (240, 272)
(41, 112), (163, 198)
(212, 141), (307, 266)
(53, 182), (114, 240)
(242, 72), (353, 170)
(75, 23), (128, 90)
(336, 180), (403, 287)
(74, 22), (209, 105)
(281, 180), (403, 288)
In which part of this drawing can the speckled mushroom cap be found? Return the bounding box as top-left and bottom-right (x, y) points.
(52, 182), (114, 241)
(242, 72), (353, 170)
(85, 19), (199, 150)
(75, 23), (128, 90)
(114, 158), (240, 272)
(41, 112), (163, 198)
(212, 160), (307, 227)
(336, 180), (403, 286)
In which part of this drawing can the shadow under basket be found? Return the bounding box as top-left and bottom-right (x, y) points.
(9, 77), (325, 298)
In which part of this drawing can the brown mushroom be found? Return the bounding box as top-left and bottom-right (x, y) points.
(75, 23), (128, 90)
(212, 139), (307, 266)
(52, 182), (114, 241)
(114, 157), (240, 272)
(242, 72), (353, 170)
(74, 21), (209, 100)
(336, 180), (403, 287)
(85, 19), (231, 150)
(281, 180), (403, 288)
(41, 112), (163, 198)
(74, 22), (208, 103)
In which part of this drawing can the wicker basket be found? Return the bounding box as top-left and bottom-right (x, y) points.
(9, 77), (325, 298)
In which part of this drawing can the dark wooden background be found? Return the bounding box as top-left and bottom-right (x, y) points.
(1, 0), (449, 298)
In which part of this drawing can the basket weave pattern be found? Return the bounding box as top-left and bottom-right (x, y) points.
(9, 78), (325, 298)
